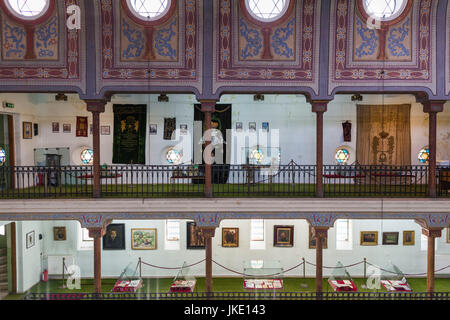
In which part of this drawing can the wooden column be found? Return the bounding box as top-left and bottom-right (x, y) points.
(88, 227), (106, 294)
(312, 227), (328, 293)
(311, 102), (328, 198)
(200, 101), (216, 198)
(422, 228), (442, 293)
(86, 101), (106, 198)
(422, 101), (444, 198)
(201, 227), (216, 294)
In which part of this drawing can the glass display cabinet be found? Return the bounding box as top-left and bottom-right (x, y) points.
(380, 262), (412, 292)
(170, 262), (197, 293)
(112, 262), (143, 293)
(243, 260), (284, 290)
(328, 261), (357, 291)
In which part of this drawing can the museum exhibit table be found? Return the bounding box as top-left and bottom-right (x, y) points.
(112, 262), (143, 293)
(170, 262), (197, 293)
(380, 263), (412, 292)
(328, 261), (358, 292)
(243, 260), (284, 290)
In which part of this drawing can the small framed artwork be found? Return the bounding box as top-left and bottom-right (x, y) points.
(76, 116), (88, 137)
(308, 225), (328, 249)
(26, 231), (35, 249)
(186, 222), (205, 249)
(52, 122), (60, 133)
(33, 123), (39, 136)
(103, 223), (126, 250)
(403, 230), (415, 246)
(53, 227), (67, 241)
(262, 122), (269, 132)
(249, 122), (256, 132)
(101, 125), (111, 135)
(274, 225), (294, 247)
(149, 124), (157, 135)
(235, 122), (243, 132)
(360, 231), (378, 246)
(23, 122), (32, 139)
(180, 124), (188, 135)
(222, 228), (239, 247)
(63, 123), (71, 133)
(131, 228), (157, 250)
(383, 232), (399, 245)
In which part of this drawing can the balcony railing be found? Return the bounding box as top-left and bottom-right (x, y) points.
(0, 164), (448, 199)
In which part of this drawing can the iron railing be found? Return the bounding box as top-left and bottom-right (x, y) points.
(0, 164), (448, 199)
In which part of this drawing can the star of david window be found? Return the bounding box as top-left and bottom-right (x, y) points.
(80, 149), (94, 165)
(166, 147), (182, 165)
(126, 0), (171, 21)
(5, 0), (50, 19)
(245, 0), (290, 22)
(249, 148), (264, 165)
(0, 148), (6, 165)
(335, 148), (350, 165)
(362, 0), (408, 22)
(418, 147), (429, 164)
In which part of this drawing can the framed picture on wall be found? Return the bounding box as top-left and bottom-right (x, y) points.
(222, 228), (239, 247)
(249, 122), (256, 132)
(23, 122), (32, 139)
(33, 123), (39, 136)
(382, 232), (399, 245)
(131, 228), (157, 250)
(360, 231), (378, 246)
(403, 230), (415, 246)
(186, 222), (205, 249)
(235, 122), (243, 132)
(149, 124), (157, 135)
(26, 231), (35, 249)
(101, 125), (111, 135)
(180, 124), (188, 135)
(308, 225), (327, 249)
(52, 122), (60, 133)
(53, 227), (67, 241)
(103, 224), (125, 250)
(76, 116), (88, 137)
(262, 122), (269, 132)
(274, 225), (294, 247)
(63, 124), (71, 133)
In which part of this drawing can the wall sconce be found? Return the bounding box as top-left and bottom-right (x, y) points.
(55, 93), (68, 101)
(351, 94), (363, 102)
(254, 94), (264, 101)
(158, 94), (169, 102)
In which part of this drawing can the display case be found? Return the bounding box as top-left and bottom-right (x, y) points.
(380, 263), (412, 292)
(170, 262), (197, 293)
(243, 260), (284, 290)
(328, 261), (358, 291)
(112, 262), (143, 293)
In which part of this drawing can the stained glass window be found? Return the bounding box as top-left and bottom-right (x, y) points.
(335, 148), (350, 164)
(0, 148), (6, 165)
(6, 0), (49, 18)
(166, 147), (182, 164)
(418, 147), (429, 164)
(249, 148), (264, 164)
(246, 0), (289, 22)
(127, 0), (171, 20)
(363, 0), (407, 21)
(80, 148), (94, 165)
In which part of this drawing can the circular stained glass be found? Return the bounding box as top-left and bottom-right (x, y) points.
(166, 147), (182, 164)
(127, 0), (171, 21)
(6, 0), (50, 19)
(0, 148), (6, 165)
(80, 149), (94, 165)
(362, 0), (408, 22)
(418, 147), (429, 164)
(245, 0), (290, 22)
(249, 148), (264, 164)
(335, 148), (350, 164)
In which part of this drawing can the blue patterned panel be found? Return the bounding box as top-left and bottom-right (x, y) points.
(35, 16), (58, 58)
(3, 20), (26, 59)
(387, 18), (410, 57)
(354, 17), (378, 58)
(271, 18), (295, 58)
(122, 19), (145, 59)
(239, 18), (262, 59)
(154, 19), (177, 60)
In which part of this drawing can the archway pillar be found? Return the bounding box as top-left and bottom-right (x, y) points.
(310, 101), (329, 198)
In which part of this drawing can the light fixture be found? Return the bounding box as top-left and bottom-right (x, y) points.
(351, 94), (363, 102)
(253, 94), (264, 101)
(55, 93), (68, 101)
(158, 94), (169, 102)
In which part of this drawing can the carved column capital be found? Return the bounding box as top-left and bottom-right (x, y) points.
(310, 100), (329, 113)
(88, 227), (106, 238)
(85, 100), (107, 113)
(200, 227), (216, 239)
(421, 100), (445, 113)
(311, 226), (329, 239)
(199, 100), (217, 113)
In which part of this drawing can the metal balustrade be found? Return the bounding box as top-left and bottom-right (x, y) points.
(0, 164), (448, 199)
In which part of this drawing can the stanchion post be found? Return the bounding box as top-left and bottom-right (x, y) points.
(363, 258), (366, 279)
(60, 257), (66, 289)
(302, 258), (306, 278)
(139, 257), (142, 279)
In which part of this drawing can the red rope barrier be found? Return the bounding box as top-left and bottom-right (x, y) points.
(212, 260), (305, 277)
(140, 259), (206, 270)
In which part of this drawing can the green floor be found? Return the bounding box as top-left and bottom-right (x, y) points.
(4, 277), (450, 300)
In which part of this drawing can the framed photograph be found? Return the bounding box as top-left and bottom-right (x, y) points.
(53, 227), (66, 241)
(274, 225), (294, 247)
(180, 124), (188, 135)
(403, 230), (415, 246)
(103, 224), (126, 250)
(383, 232), (399, 245)
(308, 225), (327, 249)
(149, 124), (157, 135)
(249, 122), (256, 132)
(360, 231), (378, 246)
(76, 116), (88, 137)
(33, 123), (39, 136)
(262, 122), (269, 132)
(131, 228), (157, 250)
(101, 125), (110, 135)
(52, 122), (60, 133)
(235, 122), (243, 132)
(222, 228), (239, 247)
(63, 123), (71, 133)
(26, 231), (35, 249)
(23, 122), (32, 139)
(186, 222), (205, 249)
